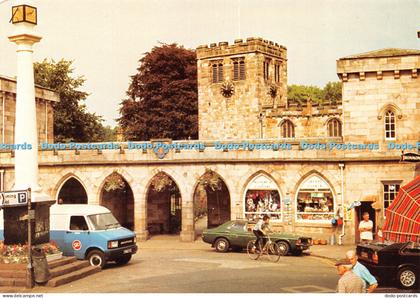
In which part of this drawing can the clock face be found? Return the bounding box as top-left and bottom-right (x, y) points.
(25, 6), (37, 24)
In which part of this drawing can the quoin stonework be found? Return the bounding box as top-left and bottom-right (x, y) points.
(0, 38), (419, 244)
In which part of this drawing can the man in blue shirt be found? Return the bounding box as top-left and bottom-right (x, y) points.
(346, 250), (378, 293)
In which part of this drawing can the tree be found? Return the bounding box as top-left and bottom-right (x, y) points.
(34, 59), (106, 142)
(287, 81), (342, 105)
(322, 81), (342, 104)
(118, 43), (198, 141)
(287, 84), (324, 105)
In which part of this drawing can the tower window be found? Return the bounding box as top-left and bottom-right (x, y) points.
(233, 57), (245, 81)
(263, 59), (271, 80)
(384, 110), (396, 140)
(280, 120), (295, 138)
(274, 63), (280, 83)
(327, 118), (342, 137)
(211, 61), (223, 83)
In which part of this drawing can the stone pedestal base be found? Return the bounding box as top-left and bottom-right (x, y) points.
(136, 230), (149, 242)
(3, 200), (54, 245)
(180, 230), (195, 242)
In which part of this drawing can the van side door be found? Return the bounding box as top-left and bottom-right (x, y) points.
(63, 215), (91, 259)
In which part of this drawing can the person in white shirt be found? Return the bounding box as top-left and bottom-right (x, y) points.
(253, 215), (271, 251)
(359, 212), (373, 243)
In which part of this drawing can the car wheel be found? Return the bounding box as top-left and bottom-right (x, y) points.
(115, 255), (132, 266)
(276, 241), (290, 256)
(214, 238), (230, 253)
(397, 267), (417, 289)
(87, 249), (106, 268)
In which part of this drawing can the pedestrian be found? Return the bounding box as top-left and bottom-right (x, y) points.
(335, 259), (365, 293)
(346, 250), (378, 293)
(359, 212), (373, 243)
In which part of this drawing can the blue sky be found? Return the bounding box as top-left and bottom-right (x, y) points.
(1, 0), (419, 126)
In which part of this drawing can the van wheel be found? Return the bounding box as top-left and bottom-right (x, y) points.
(115, 255), (132, 265)
(87, 250), (106, 268)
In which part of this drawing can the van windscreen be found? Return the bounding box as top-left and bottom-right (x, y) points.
(87, 213), (121, 230)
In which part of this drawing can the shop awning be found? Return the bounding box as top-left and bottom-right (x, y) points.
(383, 176), (420, 243)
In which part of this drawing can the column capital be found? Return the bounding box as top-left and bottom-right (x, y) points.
(8, 33), (42, 45)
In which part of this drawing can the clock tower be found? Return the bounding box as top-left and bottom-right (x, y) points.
(196, 37), (287, 140)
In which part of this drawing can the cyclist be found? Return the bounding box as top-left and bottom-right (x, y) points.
(253, 215), (271, 252)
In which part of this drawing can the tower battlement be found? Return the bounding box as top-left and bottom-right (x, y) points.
(196, 37), (287, 60)
(197, 37), (288, 140)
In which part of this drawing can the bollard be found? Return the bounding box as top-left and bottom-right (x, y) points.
(32, 248), (51, 284)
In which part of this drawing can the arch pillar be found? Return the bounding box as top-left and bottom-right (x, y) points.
(180, 180), (195, 242)
(133, 182), (148, 241)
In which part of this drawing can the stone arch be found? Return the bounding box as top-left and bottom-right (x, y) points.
(324, 117), (342, 126)
(293, 169), (338, 223)
(144, 170), (183, 236)
(278, 118), (296, 138)
(277, 118), (296, 127)
(241, 170), (284, 221)
(377, 103), (403, 120)
(192, 169), (231, 234)
(54, 173), (88, 204)
(325, 117), (342, 137)
(99, 171), (135, 230)
(96, 168), (136, 204)
(292, 166), (340, 197)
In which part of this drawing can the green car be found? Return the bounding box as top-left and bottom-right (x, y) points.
(202, 220), (312, 255)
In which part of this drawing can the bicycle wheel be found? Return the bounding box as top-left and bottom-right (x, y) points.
(247, 240), (261, 260)
(266, 242), (281, 262)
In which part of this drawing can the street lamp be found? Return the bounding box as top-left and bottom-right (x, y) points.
(10, 4), (37, 24)
(8, 0), (44, 200)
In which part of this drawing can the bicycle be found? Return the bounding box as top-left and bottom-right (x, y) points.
(247, 234), (281, 262)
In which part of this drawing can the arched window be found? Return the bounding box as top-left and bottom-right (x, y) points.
(296, 175), (335, 223)
(384, 110), (396, 140)
(280, 120), (295, 138)
(244, 174), (282, 221)
(327, 118), (342, 137)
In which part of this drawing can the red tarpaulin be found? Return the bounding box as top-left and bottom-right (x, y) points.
(383, 176), (420, 243)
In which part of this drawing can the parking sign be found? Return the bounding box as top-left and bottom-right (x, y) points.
(0, 190), (29, 207)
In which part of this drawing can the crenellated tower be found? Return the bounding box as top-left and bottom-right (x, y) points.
(197, 37), (287, 140)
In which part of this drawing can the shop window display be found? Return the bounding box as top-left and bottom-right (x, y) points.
(244, 174), (282, 221)
(296, 175), (335, 222)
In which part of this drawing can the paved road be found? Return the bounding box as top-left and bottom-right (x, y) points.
(35, 247), (338, 293)
(1, 239), (414, 293)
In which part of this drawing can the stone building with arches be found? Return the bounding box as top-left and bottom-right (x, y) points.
(0, 39), (419, 244)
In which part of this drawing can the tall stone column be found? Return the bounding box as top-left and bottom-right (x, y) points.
(4, 3), (53, 245)
(8, 13), (49, 203)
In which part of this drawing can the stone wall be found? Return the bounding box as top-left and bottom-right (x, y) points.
(1, 146), (416, 243)
(337, 53), (420, 146)
(0, 76), (58, 144)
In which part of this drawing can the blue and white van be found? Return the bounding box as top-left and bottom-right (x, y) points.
(0, 204), (138, 268)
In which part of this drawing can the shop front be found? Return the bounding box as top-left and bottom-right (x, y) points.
(244, 174), (282, 221)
